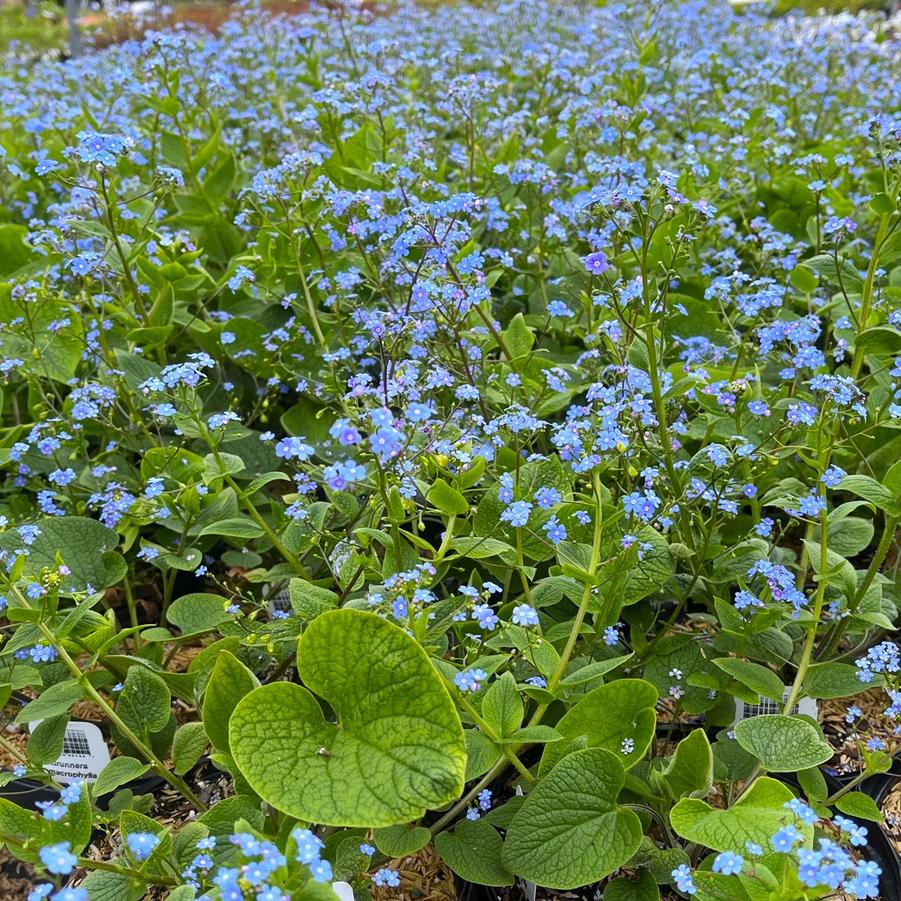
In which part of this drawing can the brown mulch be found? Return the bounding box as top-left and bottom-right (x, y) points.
(370, 844), (458, 901)
(820, 689), (899, 776)
(882, 780), (901, 855)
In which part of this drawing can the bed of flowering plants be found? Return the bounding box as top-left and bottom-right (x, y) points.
(0, 0), (900, 899)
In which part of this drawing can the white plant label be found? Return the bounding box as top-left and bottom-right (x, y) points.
(29, 720), (111, 784)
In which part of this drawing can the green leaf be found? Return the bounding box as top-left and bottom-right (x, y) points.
(670, 776), (802, 853)
(503, 748), (642, 889)
(229, 609), (465, 827)
(427, 479), (469, 516)
(288, 579), (339, 620)
(198, 517), (265, 539)
(202, 651), (259, 753)
(540, 679), (657, 773)
(712, 659), (784, 703)
(662, 729), (713, 800)
(373, 824), (432, 857)
(835, 792), (883, 823)
(0, 516), (120, 592)
(839, 474), (896, 511)
(435, 819), (514, 887)
(93, 757), (150, 797)
(0, 225), (32, 275)
(117, 666), (172, 734)
(797, 766), (828, 803)
(482, 672), (523, 738)
(465, 730), (502, 780)
(734, 715), (832, 772)
(15, 680), (83, 724)
(604, 869), (660, 901)
(80, 870), (147, 901)
(27, 715), (68, 766)
(172, 723), (208, 776)
(504, 312), (534, 357)
(166, 593), (232, 636)
(801, 663), (868, 699)
(559, 654), (633, 686)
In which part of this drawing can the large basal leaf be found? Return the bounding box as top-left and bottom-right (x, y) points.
(670, 776), (806, 853)
(230, 609), (466, 826)
(733, 715), (832, 772)
(435, 819), (514, 886)
(540, 679), (657, 773)
(503, 748), (642, 889)
(0, 516), (121, 591)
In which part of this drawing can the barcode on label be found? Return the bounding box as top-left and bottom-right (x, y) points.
(734, 689), (817, 723)
(62, 728), (92, 757)
(267, 586), (291, 614)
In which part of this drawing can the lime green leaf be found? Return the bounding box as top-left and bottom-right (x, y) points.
(288, 579), (339, 619)
(540, 679), (657, 773)
(503, 748), (642, 889)
(835, 792), (883, 823)
(712, 659), (784, 702)
(166, 593), (232, 636)
(734, 715), (832, 772)
(198, 517), (265, 539)
(427, 479), (469, 516)
(670, 776), (802, 853)
(15, 681), (83, 724)
(482, 672), (523, 738)
(373, 825), (431, 857)
(503, 312), (534, 358)
(662, 729), (713, 800)
(559, 654), (633, 686)
(229, 609), (465, 827)
(435, 819), (514, 887)
(202, 651), (259, 754)
(93, 757), (150, 797)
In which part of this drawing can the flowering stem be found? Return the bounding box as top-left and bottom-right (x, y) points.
(8, 585), (207, 811)
(817, 514), (900, 660)
(784, 505), (829, 714)
(438, 673), (535, 784)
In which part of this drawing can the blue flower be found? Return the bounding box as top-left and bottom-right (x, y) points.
(372, 868), (401, 888)
(512, 604), (539, 626)
(39, 842), (76, 875)
(583, 251), (609, 275)
(671, 864), (696, 895)
(454, 669), (487, 693)
(711, 851), (744, 875)
(126, 832), (160, 861)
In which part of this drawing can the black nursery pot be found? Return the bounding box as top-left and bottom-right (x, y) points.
(863, 756), (901, 806)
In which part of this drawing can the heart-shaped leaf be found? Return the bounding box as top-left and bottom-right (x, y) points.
(670, 776), (807, 853)
(734, 715), (832, 772)
(540, 678), (657, 774)
(435, 819), (514, 887)
(0, 516), (121, 591)
(230, 609), (465, 826)
(503, 748), (642, 889)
